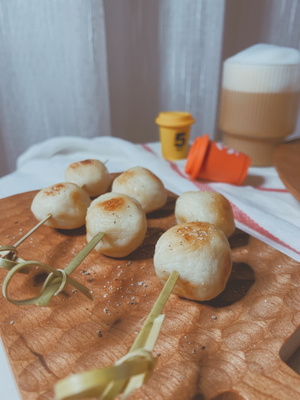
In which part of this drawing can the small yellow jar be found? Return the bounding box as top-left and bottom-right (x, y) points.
(155, 111), (195, 160)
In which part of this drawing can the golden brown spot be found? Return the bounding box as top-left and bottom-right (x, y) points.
(160, 273), (197, 298)
(97, 197), (125, 212)
(176, 222), (212, 245)
(44, 183), (65, 196)
(79, 159), (93, 165)
(176, 276), (199, 297)
(71, 190), (81, 204)
(70, 159), (93, 169)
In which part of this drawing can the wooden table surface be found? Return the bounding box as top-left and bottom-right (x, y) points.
(274, 138), (300, 202)
(0, 188), (300, 400)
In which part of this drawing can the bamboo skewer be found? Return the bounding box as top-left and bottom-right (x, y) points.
(2, 232), (105, 307)
(55, 271), (179, 400)
(0, 214), (52, 271)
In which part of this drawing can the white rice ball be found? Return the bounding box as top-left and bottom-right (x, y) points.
(65, 159), (112, 197)
(31, 182), (91, 229)
(175, 191), (235, 237)
(154, 221), (232, 301)
(86, 192), (147, 258)
(111, 166), (167, 214)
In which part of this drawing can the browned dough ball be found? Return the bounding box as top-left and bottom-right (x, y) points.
(111, 166), (167, 214)
(153, 221), (232, 301)
(65, 159), (112, 197)
(86, 192), (147, 258)
(175, 191), (235, 237)
(31, 182), (91, 229)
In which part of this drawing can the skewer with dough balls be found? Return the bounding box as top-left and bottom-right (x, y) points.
(86, 192), (147, 258)
(3, 183), (99, 307)
(111, 166), (167, 214)
(153, 221), (232, 301)
(175, 191), (235, 237)
(65, 159), (112, 197)
(31, 182), (91, 229)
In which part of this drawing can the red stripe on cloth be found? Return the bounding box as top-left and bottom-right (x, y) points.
(140, 143), (156, 154)
(256, 187), (288, 193)
(168, 161), (212, 191)
(169, 161), (300, 256)
(231, 203), (300, 255)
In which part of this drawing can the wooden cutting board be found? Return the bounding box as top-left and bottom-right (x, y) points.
(274, 138), (300, 202)
(0, 187), (300, 400)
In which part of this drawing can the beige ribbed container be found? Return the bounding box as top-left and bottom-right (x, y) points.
(223, 134), (283, 167)
(218, 45), (300, 166)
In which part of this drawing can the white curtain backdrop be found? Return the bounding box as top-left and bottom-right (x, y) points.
(0, 0), (299, 177)
(0, 0), (110, 176)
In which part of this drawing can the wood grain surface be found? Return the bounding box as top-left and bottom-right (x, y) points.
(274, 138), (300, 202)
(0, 187), (300, 399)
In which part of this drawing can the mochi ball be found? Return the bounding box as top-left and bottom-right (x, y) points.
(111, 166), (167, 214)
(31, 182), (91, 229)
(175, 191), (235, 237)
(153, 221), (232, 301)
(65, 159), (112, 197)
(86, 192), (147, 258)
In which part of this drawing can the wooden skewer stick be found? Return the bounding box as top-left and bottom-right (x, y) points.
(0, 214), (52, 271)
(54, 271), (179, 400)
(2, 231), (105, 307)
(13, 214), (52, 249)
(36, 231), (105, 306)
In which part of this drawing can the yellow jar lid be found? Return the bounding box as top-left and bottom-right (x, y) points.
(155, 111), (195, 128)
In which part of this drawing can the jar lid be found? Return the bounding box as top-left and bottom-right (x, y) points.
(185, 134), (210, 180)
(155, 111), (195, 128)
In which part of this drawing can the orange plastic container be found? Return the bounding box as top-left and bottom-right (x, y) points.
(185, 134), (250, 185)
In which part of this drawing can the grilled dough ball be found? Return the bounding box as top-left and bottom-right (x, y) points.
(31, 182), (91, 229)
(111, 166), (167, 214)
(65, 159), (112, 197)
(175, 191), (235, 237)
(86, 192), (147, 258)
(154, 221), (232, 301)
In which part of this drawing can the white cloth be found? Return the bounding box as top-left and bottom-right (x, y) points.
(0, 136), (300, 400)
